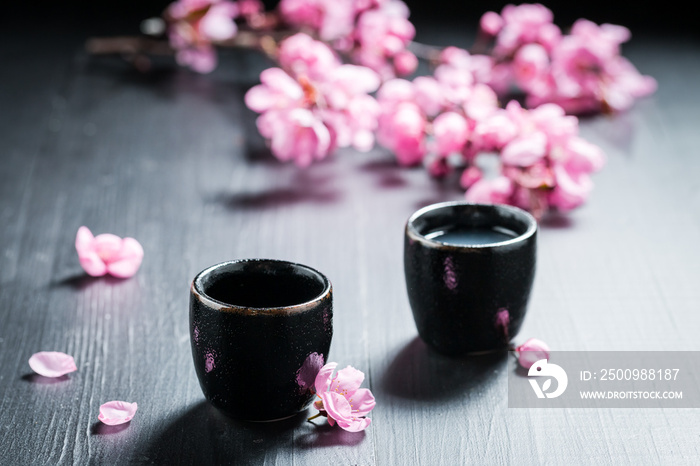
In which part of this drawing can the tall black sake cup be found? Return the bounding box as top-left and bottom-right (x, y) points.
(404, 202), (537, 356)
(190, 259), (333, 421)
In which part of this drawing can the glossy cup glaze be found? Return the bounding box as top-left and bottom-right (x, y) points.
(190, 259), (333, 421)
(404, 202), (537, 356)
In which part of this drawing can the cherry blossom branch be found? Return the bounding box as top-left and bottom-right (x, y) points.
(83, 0), (658, 219)
(85, 29), (295, 60)
(86, 31), (445, 65)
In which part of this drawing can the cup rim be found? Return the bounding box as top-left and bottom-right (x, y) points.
(406, 201), (537, 249)
(191, 258), (332, 314)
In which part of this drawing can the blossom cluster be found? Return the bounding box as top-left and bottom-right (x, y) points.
(245, 33), (381, 166)
(479, 3), (657, 114)
(166, 0), (244, 73)
(159, 1), (655, 216)
(374, 47), (605, 216)
(165, 0), (416, 78)
(279, 0), (417, 79)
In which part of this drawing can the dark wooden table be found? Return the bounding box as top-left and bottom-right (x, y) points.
(2, 20), (700, 465)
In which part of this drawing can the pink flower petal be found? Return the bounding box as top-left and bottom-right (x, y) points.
(338, 416), (372, 433)
(320, 391), (353, 423)
(516, 338), (550, 369)
(79, 252), (108, 277)
(75, 226), (95, 253)
(501, 131), (547, 167)
(314, 362), (338, 393)
(93, 234), (123, 263)
(480, 11), (503, 36)
(349, 388), (376, 417)
(76, 227), (107, 276)
(465, 176), (514, 204)
(29, 351), (77, 378)
(105, 237), (144, 278)
(331, 365), (365, 394)
(199, 7), (237, 41)
(433, 112), (469, 156)
(98, 401), (138, 426)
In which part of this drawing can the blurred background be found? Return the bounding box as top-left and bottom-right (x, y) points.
(4, 0), (695, 36)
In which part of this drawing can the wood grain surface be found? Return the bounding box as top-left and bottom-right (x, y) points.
(2, 22), (700, 465)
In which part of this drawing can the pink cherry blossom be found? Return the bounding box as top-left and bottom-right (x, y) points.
(460, 166), (483, 189)
(98, 401), (138, 426)
(352, 1), (416, 78)
(432, 112), (469, 156)
(75, 227), (144, 278)
(515, 338), (550, 369)
(312, 362), (375, 432)
(512, 43), (549, 90)
(244, 67), (304, 113)
(245, 34), (381, 165)
(257, 108), (332, 167)
(480, 11), (504, 36)
(278, 32), (341, 81)
(166, 0), (239, 73)
(411, 76), (443, 117)
(277, 0), (415, 79)
(486, 3), (561, 58)
(471, 109), (519, 152)
(501, 131), (547, 166)
(28, 351), (77, 378)
(377, 100), (426, 166)
(438, 47), (494, 86)
(544, 20), (657, 113)
(468, 100), (604, 215)
(465, 176), (514, 204)
(279, 0), (356, 42)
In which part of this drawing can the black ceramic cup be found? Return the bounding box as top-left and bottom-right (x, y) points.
(190, 259), (333, 421)
(404, 202), (537, 356)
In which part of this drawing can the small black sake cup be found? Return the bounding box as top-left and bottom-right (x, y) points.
(190, 259), (333, 421)
(404, 202), (537, 356)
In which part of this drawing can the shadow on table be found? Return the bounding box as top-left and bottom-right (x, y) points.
(382, 336), (508, 401)
(358, 158), (409, 189)
(135, 401), (364, 463)
(50, 272), (134, 291)
(214, 165), (342, 209)
(21, 373), (71, 384)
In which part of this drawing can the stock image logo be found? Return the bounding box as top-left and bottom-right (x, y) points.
(528, 359), (568, 399)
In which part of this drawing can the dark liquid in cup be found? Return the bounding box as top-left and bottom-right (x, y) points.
(425, 225), (518, 245)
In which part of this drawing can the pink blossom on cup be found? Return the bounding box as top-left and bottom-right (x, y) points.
(75, 226), (144, 278)
(515, 338), (550, 369)
(166, 0), (239, 73)
(296, 352), (325, 393)
(98, 401), (138, 426)
(28, 351), (77, 378)
(312, 362), (376, 432)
